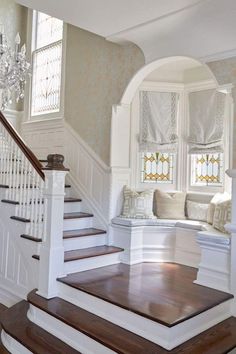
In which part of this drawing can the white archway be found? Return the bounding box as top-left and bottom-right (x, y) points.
(120, 56), (219, 105)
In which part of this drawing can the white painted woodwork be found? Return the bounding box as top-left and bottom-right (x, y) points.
(64, 201), (82, 213)
(63, 251), (122, 274)
(63, 233), (107, 252)
(63, 216), (93, 231)
(1, 330), (32, 354)
(37, 169), (68, 299)
(58, 281), (232, 350)
(28, 304), (115, 354)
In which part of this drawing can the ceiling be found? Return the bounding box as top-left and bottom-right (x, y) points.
(16, 0), (236, 63)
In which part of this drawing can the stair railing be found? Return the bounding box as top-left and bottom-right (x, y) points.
(0, 111), (46, 240)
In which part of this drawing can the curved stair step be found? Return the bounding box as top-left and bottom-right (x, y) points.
(64, 198), (82, 203)
(0, 301), (80, 354)
(28, 290), (160, 354)
(64, 212), (93, 219)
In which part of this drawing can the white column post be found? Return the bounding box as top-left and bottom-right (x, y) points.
(37, 154), (69, 299)
(225, 169), (236, 315)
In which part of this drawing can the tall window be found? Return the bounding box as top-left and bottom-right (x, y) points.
(31, 12), (63, 116)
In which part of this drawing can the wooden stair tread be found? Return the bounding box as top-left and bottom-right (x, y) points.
(0, 304), (9, 354)
(64, 197), (82, 203)
(10, 216), (30, 223)
(0, 301), (80, 354)
(1, 199), (19, 205)
(21, 234), (42, 242)
(28, 290), (161, 354)
(64, 246), (123, 262)
(28, 290), (236, 353)
(63, 228), (106, 239)
(64, 212), (93, 219)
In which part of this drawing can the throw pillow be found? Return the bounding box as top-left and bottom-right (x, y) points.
(187, 201), (208, 222)
(155, 190), (186, 219)
(207, 192), (231, 224)
(120, 186), (156, 219)
(213, 200), (231, 233)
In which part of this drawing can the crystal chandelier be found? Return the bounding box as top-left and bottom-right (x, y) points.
(0, 25), (30, 110)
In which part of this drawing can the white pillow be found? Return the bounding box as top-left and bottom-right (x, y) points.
(120, 186), (156, 219)
(187, 201), (208, 222)
(213, 200), (231, 233)
(155, 190), (186, 219)
(207, 192), (231, 224)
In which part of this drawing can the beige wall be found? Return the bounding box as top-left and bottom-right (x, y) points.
(0, 0), (27, 111)
(64, 25), (145, 165)
(207, 58), (236, 168)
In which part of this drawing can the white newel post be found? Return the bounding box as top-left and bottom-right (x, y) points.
(225, 169), (236, 314)
(37, 154), (69, 299)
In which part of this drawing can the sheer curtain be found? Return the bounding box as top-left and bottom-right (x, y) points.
(139, 91), (179, 152)
(188, 89), (226, 154)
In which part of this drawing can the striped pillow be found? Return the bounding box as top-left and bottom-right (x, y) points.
(120, 186), (156, 219)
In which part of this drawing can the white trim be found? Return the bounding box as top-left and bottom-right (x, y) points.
(1, 330), (32, 354)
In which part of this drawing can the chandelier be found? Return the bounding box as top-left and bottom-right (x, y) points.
(0, 25), (30, 110)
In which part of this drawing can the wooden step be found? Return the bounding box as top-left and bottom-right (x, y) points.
(21, 234), (42, 242)
(0, 304), (9, 354)
(27, 290), (236, 353)
(65, 184), (71, 188)
(64, 197), (82, 203)
(10, 216), (30, 223)
(0, 301), (80, 354)
(1, 199), (19, 205)
(27, 290), (161, 354)
(63, 228), (106, 239)
(64, 246), (123, 262)
(64, 212), (93, 219)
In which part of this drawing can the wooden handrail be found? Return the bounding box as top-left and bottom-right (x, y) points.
(0, 111), (45, 180)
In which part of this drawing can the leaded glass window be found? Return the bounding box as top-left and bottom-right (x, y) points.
(31, 12), (63, 116)
(191, 153), (223, 186)
(141, 152), (174, 184)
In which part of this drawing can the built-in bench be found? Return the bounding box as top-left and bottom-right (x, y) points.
(110, 193), (231, 293)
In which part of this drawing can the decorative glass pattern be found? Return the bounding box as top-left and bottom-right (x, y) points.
(141, 152), (174, 184)
(36, 12), (63, 49)
(191, 153), (223, 186)
(31, 41), (62, 115)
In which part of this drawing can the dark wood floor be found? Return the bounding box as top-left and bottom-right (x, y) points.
(0, 304), (9, 353)
(58, 262), (233, 327)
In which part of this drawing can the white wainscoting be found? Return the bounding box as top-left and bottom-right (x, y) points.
(4, 109), (23, 132)
(64, 122), (111, 228)
(0, 190), (39, 306)
(21, 118), (65, 159)
(21, 118), (111, 229)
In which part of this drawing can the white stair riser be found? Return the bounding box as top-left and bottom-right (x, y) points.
(58, 283), (232, 350)
(27, 305), (115, 354)
(63, 234), (107, 251)
(64, 202), (82, 213)
(1, 330), (32, 354)
(63, 217), (93, 231)
(64, 252), (122, 273)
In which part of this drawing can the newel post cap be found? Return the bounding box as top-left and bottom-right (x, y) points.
(43, 154), (69, 171)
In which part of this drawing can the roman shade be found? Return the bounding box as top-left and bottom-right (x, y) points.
(188, 89), (226, 154)
(139, 91), (179, 152)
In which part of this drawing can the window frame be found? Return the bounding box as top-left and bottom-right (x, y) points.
(132, 80), (233, 194)
(26, 10), (66, 122)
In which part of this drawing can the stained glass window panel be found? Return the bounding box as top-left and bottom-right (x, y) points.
(36, 12), (63, 49)
(31, 42), (62, 115)
(191, 153), (223, 186)
(141, 152), (174, 184)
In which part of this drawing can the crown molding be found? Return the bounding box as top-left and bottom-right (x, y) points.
(200, 48), (236, 63)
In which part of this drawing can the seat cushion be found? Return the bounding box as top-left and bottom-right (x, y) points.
(176, 220), (209, 231)
(197, 230), (231, 245)
(112, 217), (176, 228)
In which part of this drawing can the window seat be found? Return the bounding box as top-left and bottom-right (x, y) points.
(110, 216), (231, 293)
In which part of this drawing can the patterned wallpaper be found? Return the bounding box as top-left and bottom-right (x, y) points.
(64, 25), (145, 165)
(0, 0), (27, 111)
(207, 58), (236, 168)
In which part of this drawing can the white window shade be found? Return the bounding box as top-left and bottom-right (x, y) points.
(188, 89), (226, 154)
(139, 91), (179, 152)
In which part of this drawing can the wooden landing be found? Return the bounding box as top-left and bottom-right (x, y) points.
(58, 262), (233, 327)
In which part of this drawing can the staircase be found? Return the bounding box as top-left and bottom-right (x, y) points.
(0, 111), (235, 353)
